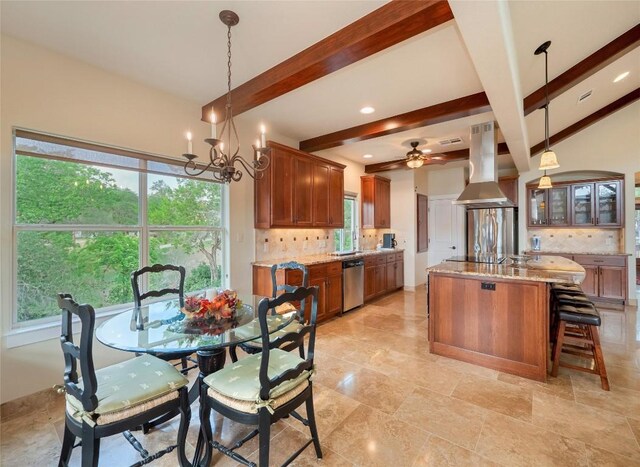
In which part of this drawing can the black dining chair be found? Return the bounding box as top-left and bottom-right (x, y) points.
(198, 286), (322, 467)
(57, 294), (191, 467)
(131, 264), (197, 374)
(229, 261), (308, 363)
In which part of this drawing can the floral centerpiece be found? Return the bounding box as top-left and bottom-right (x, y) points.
(172, 290), (241, 335)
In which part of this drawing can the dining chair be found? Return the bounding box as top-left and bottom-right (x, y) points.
(229, 261), (308, 363)
(131, 264), (196, 374)
(57, 294), (191, 467)
(198, 286), (322, 467)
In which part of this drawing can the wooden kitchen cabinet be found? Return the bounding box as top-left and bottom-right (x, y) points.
(526, 177), (623, 228)
(364, 264), (376, 301)
(255, 141), (345, 228)
(571, 254), (628, 304)
(361, 175), (391, 229)
(395, 259), (404, 289)
(252, 260), (343, 323)
(498, 175), (518, 204)
(363, 252), (404, 300)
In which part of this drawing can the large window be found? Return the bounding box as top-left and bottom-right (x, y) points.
(334, 196), (358, 252)
(14, 130), (225, 326)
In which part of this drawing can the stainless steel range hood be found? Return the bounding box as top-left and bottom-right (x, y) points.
(454, 122), (514, 208)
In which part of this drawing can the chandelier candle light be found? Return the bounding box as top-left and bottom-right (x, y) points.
(182, 10), (270, 183)
(535, 40), (560, 190)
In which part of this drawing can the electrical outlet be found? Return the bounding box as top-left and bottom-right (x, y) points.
(303, 240), (308, 250)
(605, 237), (613, 246)
(320, 240), (326, 248)
(280, 242), (287, 252)
(263, 242), (269, 253)
(236, 233), (244, 243)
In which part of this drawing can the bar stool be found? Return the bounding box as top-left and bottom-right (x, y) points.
(551, 301), (609, 390)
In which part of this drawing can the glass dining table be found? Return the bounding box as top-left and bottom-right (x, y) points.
(95, 294), (296, 466)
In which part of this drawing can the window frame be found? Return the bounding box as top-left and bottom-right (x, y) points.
(11, 128), (227, 331)
(334, 193), (359, 252)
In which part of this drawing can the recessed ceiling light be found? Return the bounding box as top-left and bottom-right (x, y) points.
(363, 154), (373, 159)
(613, 71), (630, 83)
(360, 106), (375, 114)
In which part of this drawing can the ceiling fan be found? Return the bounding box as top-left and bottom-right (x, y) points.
(404, 141), (446, 168)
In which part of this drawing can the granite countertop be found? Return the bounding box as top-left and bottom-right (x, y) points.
(253, 249), (404, 267)
(426, 255), (586, 284)
(523, 250), (631, 256)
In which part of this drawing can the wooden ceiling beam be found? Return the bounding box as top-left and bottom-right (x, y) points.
(364, 143), (509, 174)
(530, 88), (639, 156)
(201, 0), (453, 120)
(523, 24), (640, 116)
(300, 92), (491, 153)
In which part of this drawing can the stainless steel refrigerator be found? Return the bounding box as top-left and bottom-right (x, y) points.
(466, 208), (518, 257)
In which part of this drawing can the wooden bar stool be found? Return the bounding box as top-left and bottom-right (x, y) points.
(551, 302), (609, 390)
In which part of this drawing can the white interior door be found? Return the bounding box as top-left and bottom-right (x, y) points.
(428, 195), (465, 266)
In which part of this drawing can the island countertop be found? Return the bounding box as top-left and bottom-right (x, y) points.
(426, 255), (585, 284)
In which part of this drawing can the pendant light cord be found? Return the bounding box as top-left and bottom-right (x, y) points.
(544, 49), (550, 152)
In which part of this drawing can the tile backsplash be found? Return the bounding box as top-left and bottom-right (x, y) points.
(526, 228), (623, 253)
(255, 228), (390, 261)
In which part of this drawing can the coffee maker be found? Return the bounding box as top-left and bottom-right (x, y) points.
(382, 233), (397, 249)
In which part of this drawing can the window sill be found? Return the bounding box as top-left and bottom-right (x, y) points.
(4, 309), (123, 349)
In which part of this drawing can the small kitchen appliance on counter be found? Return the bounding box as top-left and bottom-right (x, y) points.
(382, 233), (397, 249)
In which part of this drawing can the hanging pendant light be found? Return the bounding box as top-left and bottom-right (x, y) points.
(535, 41), (559, 177)
(181, 10), (270, 183)
(538, 173), (552, 190)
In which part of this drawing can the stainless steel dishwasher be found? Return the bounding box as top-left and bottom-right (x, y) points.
(342, 259), (364, 312)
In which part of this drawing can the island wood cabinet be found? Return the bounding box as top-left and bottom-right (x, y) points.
(252, 261), (343, 323)
(361, 175), (391, 229)
(364, 252), (404, 300)
(429, 273), (549, 381)
(255, 141), (345, 228)
(527, 177), (623, 228)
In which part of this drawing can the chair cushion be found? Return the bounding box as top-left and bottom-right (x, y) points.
(203, 348), (311, 402)
(66, 354), (188, 425)
(555, 293), (590, 302)
(241, 321), (305, 350)
(557, 304), (601, 326)
(208, 379), (309, 414)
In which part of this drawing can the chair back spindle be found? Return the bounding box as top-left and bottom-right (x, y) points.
(270, 261), (308, 321)
(257, 286), (318, 402)
(131, 264), (186, 308)
(57, 293), (98, 412)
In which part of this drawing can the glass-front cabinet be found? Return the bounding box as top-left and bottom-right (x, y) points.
(572, 184), (594, 225)
(595, 180), (621, 226)
(527, 177), (623, 228)
(528, 188), (548, 226)
(548, 186), (570, 225)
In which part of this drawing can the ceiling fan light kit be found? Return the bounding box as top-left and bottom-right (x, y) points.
(405, 141), (429, 169)
(182, 10), (270, 183)
(534, 40), (560, 187)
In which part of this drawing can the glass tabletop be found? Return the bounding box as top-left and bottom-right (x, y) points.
(95, 295), (295, 354)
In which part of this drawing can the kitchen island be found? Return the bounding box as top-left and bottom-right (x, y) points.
(426, 256), (585, 382)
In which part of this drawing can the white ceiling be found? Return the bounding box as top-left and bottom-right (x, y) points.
(1, 1), (638, 173)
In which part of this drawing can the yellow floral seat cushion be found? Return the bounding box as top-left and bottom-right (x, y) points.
(203, 349), (312, 413)
(66, 354), (189, 425)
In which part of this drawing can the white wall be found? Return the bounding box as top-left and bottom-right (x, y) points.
(517, 102), (640, 302)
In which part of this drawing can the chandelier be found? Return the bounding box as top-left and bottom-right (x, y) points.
(405, 141), (432, 169)
(182, 10), (270, 183)
(534, 40), (560, 190)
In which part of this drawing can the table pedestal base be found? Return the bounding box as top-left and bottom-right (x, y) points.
(189, 347), (227, 466)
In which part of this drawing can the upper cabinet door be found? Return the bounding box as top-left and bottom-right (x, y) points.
(270, 149), (294, 226)
(548, 186), (570, 226)
(595, 180), (622, 226)
(293, 157), (313, 226)
(328, 167), (344, 227)
(571, 184), (594, 226)
(374, 178), (391, 228)
(528, 188), (548, 226)
(312, 163), (330, 226)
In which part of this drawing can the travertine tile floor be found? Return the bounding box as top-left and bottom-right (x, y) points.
(2, 288), (640, 466)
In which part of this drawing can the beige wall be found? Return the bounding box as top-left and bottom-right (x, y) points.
(0, 35), (291, 403)
(517, 101), (640, 301)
